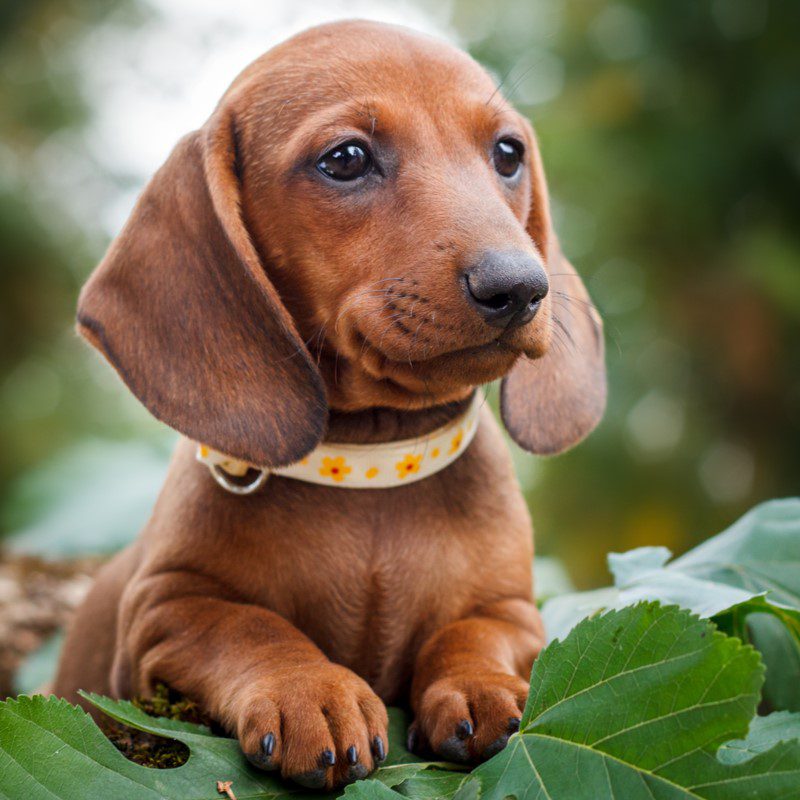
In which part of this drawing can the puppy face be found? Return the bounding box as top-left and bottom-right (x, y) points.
(77, 21), (605, 466)
(232, 25), (552, 409)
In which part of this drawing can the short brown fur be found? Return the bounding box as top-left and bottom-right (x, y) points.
(55, 20), (605, 788)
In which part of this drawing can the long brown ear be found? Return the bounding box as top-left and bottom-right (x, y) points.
(77, 111), (327, 467)
(500, 136), (606, 455)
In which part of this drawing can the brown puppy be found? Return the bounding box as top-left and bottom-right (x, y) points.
(53, 20), (606, 789)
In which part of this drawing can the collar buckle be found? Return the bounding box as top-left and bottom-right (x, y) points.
(208, 463), (269, 495)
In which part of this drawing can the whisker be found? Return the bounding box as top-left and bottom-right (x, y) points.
(551, 295), (623, 356)
(553, 316), (576, 351)
(485, 56), (523, 107)
(409, 314), (427, 363)
(553, 290), (597, 311)
(547, 326), (571, 359)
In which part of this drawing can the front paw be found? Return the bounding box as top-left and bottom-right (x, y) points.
(236, 663), (388, 789)
(411, 672), (527, 764)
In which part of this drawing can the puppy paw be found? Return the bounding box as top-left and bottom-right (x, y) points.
(412, 672), (527, 763)
(236, 663), (388, 789)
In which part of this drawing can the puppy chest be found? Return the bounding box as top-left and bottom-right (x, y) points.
(234, 469), (530, 696)
(264, 534), (439, 684)
(249, 512), (506, 693)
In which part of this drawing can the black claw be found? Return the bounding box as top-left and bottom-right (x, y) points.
(407, 727), (419, 753)
(293, 769), (327, 789)
(245, 733), (278, 771)
(372, 735), (386, 763)
(347, 745), (359, 765)
(321, 748), (336, 767)
(455, 719), (473, 740)
(508, 717), (521, 734)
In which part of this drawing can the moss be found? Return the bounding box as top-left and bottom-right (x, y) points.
(101, 684), (215, 769)
(130, 683), (211, 727)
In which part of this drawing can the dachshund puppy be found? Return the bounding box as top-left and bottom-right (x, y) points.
(53, 20), (605, 789)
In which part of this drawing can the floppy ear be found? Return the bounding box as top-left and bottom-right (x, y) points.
(500, 137), (607, 455)
(77, 110), (327, 467)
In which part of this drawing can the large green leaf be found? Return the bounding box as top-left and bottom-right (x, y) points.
(347, 604), (800, 800)
(542, 499), (800, 710)
(471, 603), (800, 800)
(0, 694), (434, 800)
(3, 604), (800, 800)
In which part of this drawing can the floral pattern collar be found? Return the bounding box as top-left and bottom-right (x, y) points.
(196, 391), (483, 494)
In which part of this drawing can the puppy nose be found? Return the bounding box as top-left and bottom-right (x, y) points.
(465, 250), (549, 329)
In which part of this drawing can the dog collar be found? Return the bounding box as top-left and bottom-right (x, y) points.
(196, 391), (482, 494)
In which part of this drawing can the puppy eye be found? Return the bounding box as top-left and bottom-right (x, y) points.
(493, 138), (524, 178)
(316, 141), (373, 181)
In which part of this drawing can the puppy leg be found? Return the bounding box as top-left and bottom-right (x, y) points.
(409, 598), (544, 763)
(116, 573), (388, 789)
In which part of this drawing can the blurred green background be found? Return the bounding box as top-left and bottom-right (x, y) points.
(1, 0), (798, 588)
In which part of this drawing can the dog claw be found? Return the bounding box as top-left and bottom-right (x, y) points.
(508, 716), (521, 733)
(321, 748), (336, 767)
(407, 726), (419, 753)
(346, 744), (359, 765)
(372, 735), (386, 763)
(245, 733), (277, 771)
(455, 719), (473, 739)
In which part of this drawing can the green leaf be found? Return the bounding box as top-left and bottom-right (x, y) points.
(749, 614), (800, 711)
(471, 603), (800, 800)
(541, 499), (800, 710)
(345, 773), (471, 800)
(672, 498), (800, 711)
(396, 770), (475, 800)
(0, 694), (434, 800)
(344, 781), (411, 800)
(4, 604), (800, 800)
(717, 711), (800, 765)
(670, 499), (800, 607)
(347, 605), (800, 800)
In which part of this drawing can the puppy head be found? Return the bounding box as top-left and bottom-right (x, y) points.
(78, 21), (605, 466)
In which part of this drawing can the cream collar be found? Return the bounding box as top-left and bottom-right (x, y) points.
(197, 391), (483, 494)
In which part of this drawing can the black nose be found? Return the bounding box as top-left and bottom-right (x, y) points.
(465, 250), (549, 329)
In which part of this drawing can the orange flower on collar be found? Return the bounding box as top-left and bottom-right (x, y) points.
(396, 453), (423, 479)
(319, 455), (351, 482)
(449, 428), (464, 454)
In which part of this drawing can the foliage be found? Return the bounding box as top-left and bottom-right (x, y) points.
(355, 604), (800, 800)
(2, 604), (800, 800)
(0, 693), (438, 800)
(543, 498), (800, 711)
